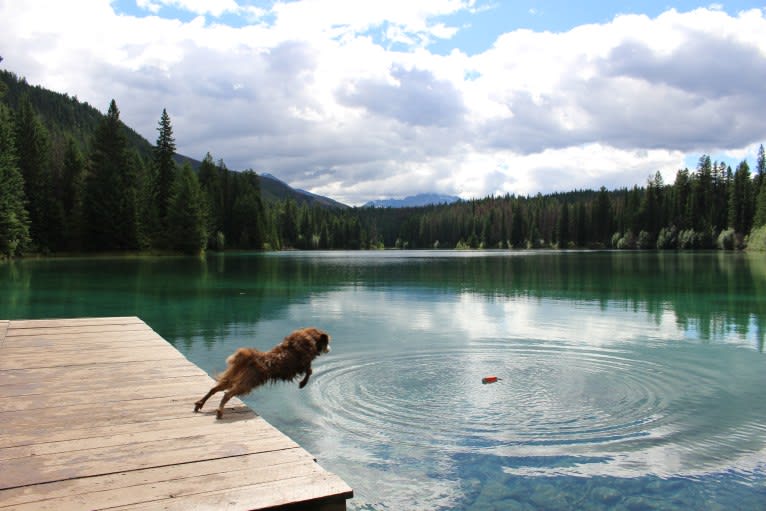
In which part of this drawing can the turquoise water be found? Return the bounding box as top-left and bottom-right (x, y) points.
(2, 251), (765, 510)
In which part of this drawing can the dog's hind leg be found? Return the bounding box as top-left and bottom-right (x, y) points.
(195, 383), (226, 412)
(298, 367), (313, 389)
(215, 390), (238, 420)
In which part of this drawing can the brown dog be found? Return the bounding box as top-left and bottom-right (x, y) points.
(194, 327), (331, 419)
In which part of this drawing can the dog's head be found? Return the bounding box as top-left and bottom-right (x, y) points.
(312, 329), (331, 355)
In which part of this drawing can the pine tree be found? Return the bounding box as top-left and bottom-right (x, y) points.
(60, 137), (86, 250)
(753, 145), (765, 199)
(754, 145), (766, 228)
(592, 186), (612, 244)
(510, 204), (524, 248)
(280, 198), (298, 247)
(198, 152), (224, 248)
(557, 202), (570, 247)
(167, 163), (207, 254)
(575, 201), (587, 246)
(0, 103), (31, 256)
(712, 161), (729, 230)
(231, 171), (265, 248)
(85, 99), (138, 250)
(728, 160), (752, 234)
(153, 109), (176, 228)
(672, 168), (691, 229)
(130, 150), (155, 250)
(15, 96), (60, 251)
(692, 155), (714, 231)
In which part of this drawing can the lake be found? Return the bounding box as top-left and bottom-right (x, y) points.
(2, 250), (765, 510)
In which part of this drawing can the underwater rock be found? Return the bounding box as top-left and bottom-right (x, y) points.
(624, 495), (660, 511)
(528, 482), (571, 511)
(590, 485), (622, 505)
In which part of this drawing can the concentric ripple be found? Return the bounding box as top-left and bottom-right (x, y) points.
(309, 340), (766, 479)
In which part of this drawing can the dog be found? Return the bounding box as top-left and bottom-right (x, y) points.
(194, 327), (331, 419)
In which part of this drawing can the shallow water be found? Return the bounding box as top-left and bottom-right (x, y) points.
(2, 251), (765, 509)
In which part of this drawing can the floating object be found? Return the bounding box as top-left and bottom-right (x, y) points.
(481, 376), (499, 384)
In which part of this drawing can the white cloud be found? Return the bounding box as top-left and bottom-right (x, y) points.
(0, 2), (764, 205)
(136, 0), (162, 14)
(137, 0), (241, 17)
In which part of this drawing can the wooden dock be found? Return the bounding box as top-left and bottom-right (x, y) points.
(0, 317), (352, 510)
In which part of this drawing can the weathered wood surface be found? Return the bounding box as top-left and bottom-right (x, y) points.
(0, 317), (352, 511)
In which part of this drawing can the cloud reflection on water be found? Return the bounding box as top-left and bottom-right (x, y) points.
(268, 279), (766, 510)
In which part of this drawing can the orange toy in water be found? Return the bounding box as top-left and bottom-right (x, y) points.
(481, 376), (499, 384)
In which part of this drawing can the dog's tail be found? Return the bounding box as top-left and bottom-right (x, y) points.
(216, 348), (250, 382)
(226, 348), (249, 367)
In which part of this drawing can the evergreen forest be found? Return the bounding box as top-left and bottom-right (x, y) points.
(2, 69), (766, 258)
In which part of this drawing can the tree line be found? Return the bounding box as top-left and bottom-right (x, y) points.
(361, 151), (766, 251)
(2, 76), (766, 257)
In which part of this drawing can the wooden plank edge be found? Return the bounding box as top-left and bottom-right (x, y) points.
(0, 415), (281, 461)
(0, 451), (347, 511)
(1, 332), (164, 345)
(0, 320), (8, 347)
(107, 472), (353, 511)
(0, 406), (254, 449)
(0, 448), (318, 508)
(6, 317), (144, 329)
(0, 374), (209, 400)
(0, 436), (302, 491)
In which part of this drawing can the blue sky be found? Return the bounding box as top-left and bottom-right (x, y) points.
(431, 1), (764, 54)
(111, 1), (765, 53)
(2, 1), (765, 204)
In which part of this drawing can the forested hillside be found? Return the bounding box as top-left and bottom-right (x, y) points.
(363, 155), (766, 251)
(1, 69), (766, 257)
(0, 70), (356, 255)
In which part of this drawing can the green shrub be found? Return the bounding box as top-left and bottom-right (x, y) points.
(716, 228), (735, 250)
(678, 229), (699, 249)
(637, 230), (653, 249)
(656, 226), (678, 249)
(616, 230), (636, 249)
(748, 225), (766, 251)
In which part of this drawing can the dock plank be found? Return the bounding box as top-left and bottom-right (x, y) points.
(0, 321), (8, 348)
(5, 316), (144, 330)
(0, 415), (277, 461)
(0, 429), (297, 489)
(3, 456), (324, 511)
(0, 317), (352, 510)
(0, 449), (316, 509)
(0, 365), (207, 396)
(112, 473), (351, 511)
(0, 407), (254, 450)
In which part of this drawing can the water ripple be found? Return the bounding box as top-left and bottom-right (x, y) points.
(310, 340), (766, 480)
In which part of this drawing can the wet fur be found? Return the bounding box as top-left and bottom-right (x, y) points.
(194, 327), (331, 419)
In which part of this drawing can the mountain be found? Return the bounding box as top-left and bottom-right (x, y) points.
(0, 70), (346, 210)
(364, 193), (461, 208)
(260, 173), (348, 209)
(0, 70), (154, 160)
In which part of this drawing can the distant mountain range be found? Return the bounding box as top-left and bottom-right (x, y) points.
(364, 193), (461, 208)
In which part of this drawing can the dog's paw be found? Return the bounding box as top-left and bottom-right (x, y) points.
(299, 380), (307, 389)
(216, 409), (223, 420)
(194, 401), (203, 412)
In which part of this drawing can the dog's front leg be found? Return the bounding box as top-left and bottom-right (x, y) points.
(299, 367), (312, 388)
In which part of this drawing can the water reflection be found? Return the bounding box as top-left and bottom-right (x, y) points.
(277, 285), (766, 509)
(3, 251), (763, 351)
(2, 251), (766, 510)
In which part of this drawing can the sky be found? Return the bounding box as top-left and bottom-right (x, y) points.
(1, 1), (765, 206)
